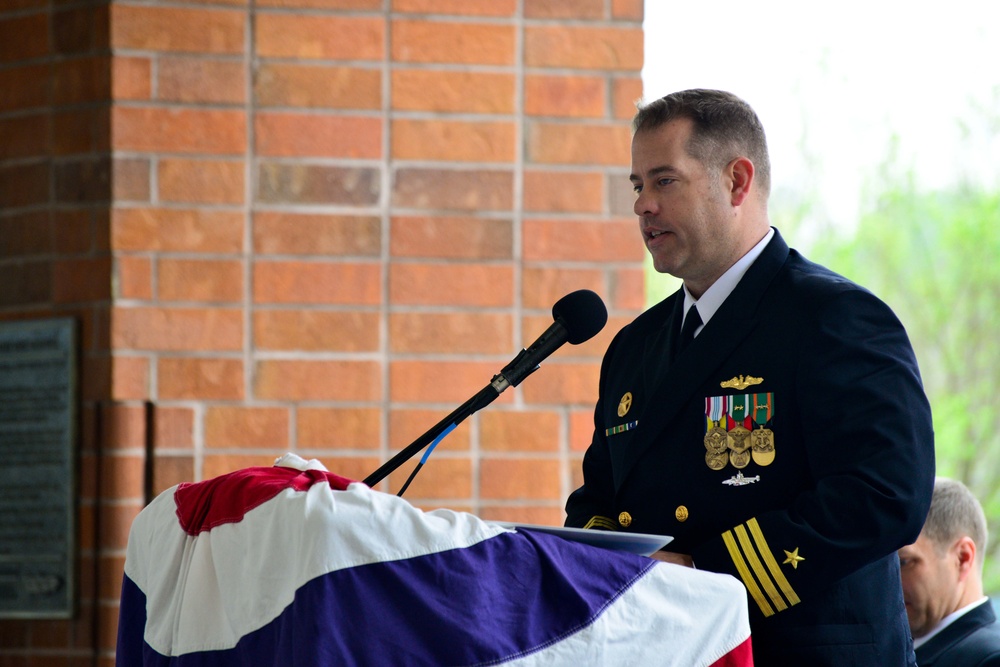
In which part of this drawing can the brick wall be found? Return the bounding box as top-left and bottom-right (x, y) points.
(0, 0), (644, 662)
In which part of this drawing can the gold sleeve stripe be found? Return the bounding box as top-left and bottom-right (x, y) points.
(734, 524), (788, 612)
(747, 518), (801, 606)
(582, 516), (618, 531)
(722, 529), (775, 617)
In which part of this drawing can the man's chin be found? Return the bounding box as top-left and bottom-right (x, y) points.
(650, 258), (680, 276)
(906, 615), (930, 640)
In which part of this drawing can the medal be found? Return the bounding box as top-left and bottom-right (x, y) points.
(727, 394), (752, 469)
(704, 396), (728, 469)
(751, 392), (775, 466)
(705, 451), (728, 470)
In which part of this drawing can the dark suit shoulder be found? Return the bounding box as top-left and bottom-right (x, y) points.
(916, 602), (1000, 667)
(767, 248), (909, 329)
(961, 613), (1000, 667)
(780, 248), (876, 301)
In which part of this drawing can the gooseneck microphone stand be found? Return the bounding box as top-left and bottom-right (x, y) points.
(362, 289), (607, 497)
(361, 353), (533, 495)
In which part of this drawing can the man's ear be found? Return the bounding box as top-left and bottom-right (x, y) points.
(953, 536), (977, 581)
(728, 157), (755, 207)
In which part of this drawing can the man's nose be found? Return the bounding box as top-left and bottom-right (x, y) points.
(634, 189), (656, 217)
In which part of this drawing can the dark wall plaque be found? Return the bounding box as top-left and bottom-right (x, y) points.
(0, 318), (77, 618)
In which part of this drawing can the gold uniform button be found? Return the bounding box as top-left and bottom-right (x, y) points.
(675, 506), (689, 522)
(618, 511), (632, 528)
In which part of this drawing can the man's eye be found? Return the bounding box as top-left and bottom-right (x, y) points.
(632, 184), (642, 193)
(658, 178), (675, 186)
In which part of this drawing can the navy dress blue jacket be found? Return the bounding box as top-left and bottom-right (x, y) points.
(566, 228), (935, 665)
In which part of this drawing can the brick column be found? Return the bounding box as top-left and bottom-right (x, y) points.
(1, 0), (117, 663)
(0, 0), (644, 662)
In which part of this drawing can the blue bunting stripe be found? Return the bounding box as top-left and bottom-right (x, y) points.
(118, 530), (655, 666)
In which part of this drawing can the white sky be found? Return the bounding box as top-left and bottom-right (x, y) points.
(642, 0), (1000, 234)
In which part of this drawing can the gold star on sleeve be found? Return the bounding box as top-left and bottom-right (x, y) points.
(783, 548), (805, 569)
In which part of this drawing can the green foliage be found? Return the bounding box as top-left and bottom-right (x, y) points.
(806, 178), (1000, 591)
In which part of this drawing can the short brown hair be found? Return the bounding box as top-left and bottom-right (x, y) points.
(633, 89), (771, 196)
(923, 477), (989, 567)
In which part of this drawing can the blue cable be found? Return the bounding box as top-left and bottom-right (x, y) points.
(419, 422), (458, 464)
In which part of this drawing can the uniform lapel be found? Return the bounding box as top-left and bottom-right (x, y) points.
(614, 230), (790, 491)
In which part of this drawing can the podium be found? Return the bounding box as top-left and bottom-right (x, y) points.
(116, 455), (753, 666)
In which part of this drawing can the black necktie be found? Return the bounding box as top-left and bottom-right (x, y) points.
(678, 304), (702, 353)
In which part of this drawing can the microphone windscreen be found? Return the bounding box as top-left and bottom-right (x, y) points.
(551, 290), (608, 345)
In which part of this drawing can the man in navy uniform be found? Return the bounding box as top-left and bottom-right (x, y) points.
(565, 89), (935, 664)
(899, 477), (1000, 666)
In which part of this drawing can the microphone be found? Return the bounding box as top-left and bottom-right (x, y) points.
(363, 289), (608, 490)
(490, 289), (608, 394)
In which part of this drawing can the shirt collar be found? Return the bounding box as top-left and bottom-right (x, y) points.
(682, 227), (774, 334)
